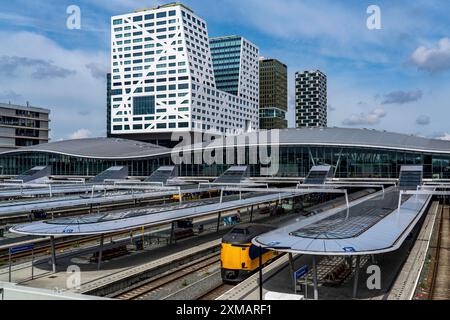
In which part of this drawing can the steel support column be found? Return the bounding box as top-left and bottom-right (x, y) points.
(50, 236), (57, 273)
(312, 255), (318, 300)
(353, 255), (361, 299)
(169, 222), (176, 244)
(216, 212), (222, 232)
(288, 253), (296, 293)
(259, 246), (263, 301)
(97, 234), (104, 271)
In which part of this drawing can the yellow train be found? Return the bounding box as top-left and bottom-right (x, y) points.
(221, 223), (280, 283)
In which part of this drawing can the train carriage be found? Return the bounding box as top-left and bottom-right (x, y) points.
(221, 223), (279, 283)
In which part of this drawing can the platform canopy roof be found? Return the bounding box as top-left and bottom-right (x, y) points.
(9, 192), (295, 236)
(253, 189), (432, 256)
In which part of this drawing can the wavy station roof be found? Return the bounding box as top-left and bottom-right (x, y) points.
(1, 128), (450, 160)
(0, 138), (171, 160)
(203, 127), (450, 154)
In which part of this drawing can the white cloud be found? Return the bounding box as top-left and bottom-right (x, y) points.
(0, 90), (22, 101)
(85, 63), (109, 80)
(90, 0), (161, 12)
(0, 31), (108, 140)
(68, 128), (91, 140)
(416, 115), (431, 126)
(342, 108), (386, 126)
(411, 38), (450, 73)
(436, 133), (450, 141)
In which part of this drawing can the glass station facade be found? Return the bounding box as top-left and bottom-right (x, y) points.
(1, 145), (450, 179)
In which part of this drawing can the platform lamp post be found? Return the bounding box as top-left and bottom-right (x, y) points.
(97, 234), (104, 271)
(352, 255), (361, 299)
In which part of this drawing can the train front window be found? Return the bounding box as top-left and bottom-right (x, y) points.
(231, 228), (248, 235)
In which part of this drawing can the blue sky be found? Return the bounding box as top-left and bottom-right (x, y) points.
(0, 0), (450, 140)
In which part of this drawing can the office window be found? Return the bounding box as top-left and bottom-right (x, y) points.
(133, 96), (155, 115)
(157, 12), (167, 18)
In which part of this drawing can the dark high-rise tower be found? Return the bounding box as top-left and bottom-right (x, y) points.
(259, 58), (288, 130)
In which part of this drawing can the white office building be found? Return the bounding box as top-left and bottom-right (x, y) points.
(110, 3), (259, 140)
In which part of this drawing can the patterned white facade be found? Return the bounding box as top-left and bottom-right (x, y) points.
(110, 3), (259, 136)
(237, 38), (260, 104)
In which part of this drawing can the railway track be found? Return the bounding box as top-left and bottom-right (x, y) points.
(0, 227), (149, 266)
(114, 253), (221, 300)
(198, 283), (235, 300)
(430, 205), (450, 300)
(0, 235), (102, 263)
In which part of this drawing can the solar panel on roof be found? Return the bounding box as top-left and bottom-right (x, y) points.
(144, 166), (177, 185)
(213, 166), (249, 184)
(290, 190), (406, 240)
(399, 166), (423, 190)
(88, 166), (129, 183)
(9, 192), (295, 236)
(15, 166), (51, 183)
(303, 165), (333, 185)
